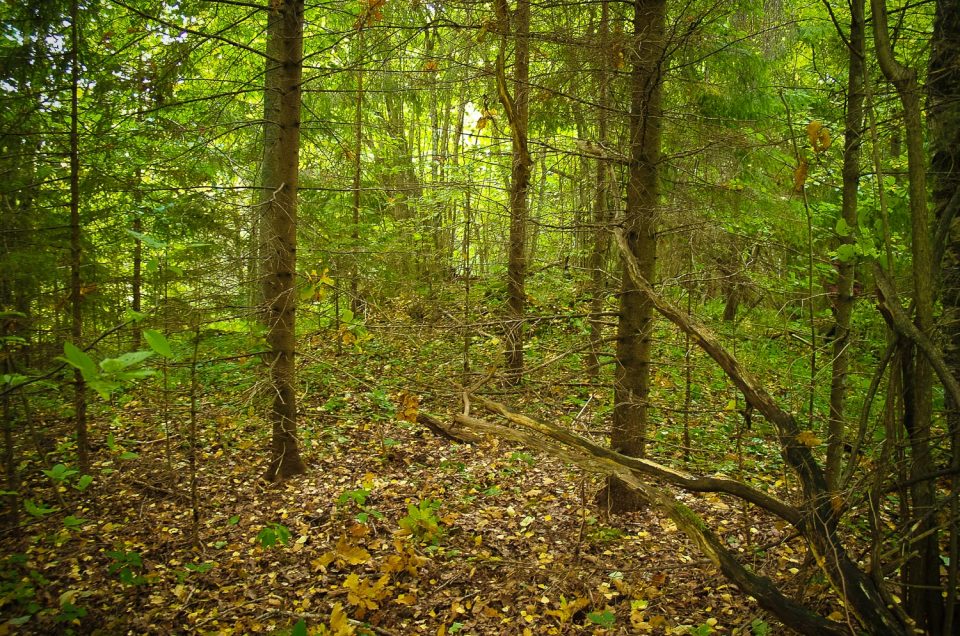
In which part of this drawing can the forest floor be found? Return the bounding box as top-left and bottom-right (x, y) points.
(1, 321), (835, 635)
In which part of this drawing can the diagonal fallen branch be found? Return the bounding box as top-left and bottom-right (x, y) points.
(608, 228), (909, 635)
(441, 397), (847, 636)
(873, 263), (960, 408)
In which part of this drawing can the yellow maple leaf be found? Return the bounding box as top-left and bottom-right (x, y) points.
(335, 535), (371, 565)
(395, 592), (417, 605)
(546, 596), (590, 624)
(396, 392), (419, 423)
(329, 603), (355, 635)
(806, 120), (822, 150)
(796, 430), (821, 447)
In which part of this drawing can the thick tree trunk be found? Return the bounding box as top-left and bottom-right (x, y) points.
(496, 0), (531, 384)
(260, 0), (306, 481)
(871, 0), (941, 628)
(929, 1), (960, 630)
(826, 0), (865, 491)
(606, 0), (664, 511)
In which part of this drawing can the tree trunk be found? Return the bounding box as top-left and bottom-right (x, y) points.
(606, 0), (664, 512)
(260, 0), (306, 481)
(929, 0), (960, 630)
(69, 0), (88, 473)
(826, 0), (865, 492)
(586, 0), (612, 378)
(131, 213), (142, 349)
(611, 229), (910, 634)
(497, 0), (531, 384)
(350, 29), (364, 315)
(871, 0), (941, 628)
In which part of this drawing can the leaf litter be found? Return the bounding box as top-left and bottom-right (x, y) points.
(0, 331), (825, 635)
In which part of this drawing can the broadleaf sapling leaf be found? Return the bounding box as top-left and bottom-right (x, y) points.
(63, 342), (98, 381)
(143, 329), (173, 357)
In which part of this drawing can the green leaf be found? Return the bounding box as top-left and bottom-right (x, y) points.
(291, 619), (307, 636)
(835, 217), (851, 237)
(119, 451), (139, 460)
(587, 610), (616, 628)
(143, 329), (173, 358)
(89, 379), (122, 399)
(835, 243), (857, 263)
(74, 475), (93, 491)
(341, 308), (355, 324)
(100, 350), (153, 373)
(126, 229), (167, 249)
(63, 515), (87, 529)
(1, 373), (28, 388)
(124, 308), (148, 322)
(62, 342), (98, 382)
(24, 499), (58, 517)
(43, 463), (77, 482)
(257, 527), (277, 547)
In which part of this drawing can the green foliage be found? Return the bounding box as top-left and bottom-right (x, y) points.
(398, 498), (443, 544)
(587, 609), (616, 628)
(60, 342), (155, 399)
(24, 499), (58, 518)
(106, 550), (146, 586)
(257, 523), (291, 548)
(143, 329), (173, 358)
(0, 554), (43, 626)
(175, 561), (214, 583)
(337, 488), (383, 522)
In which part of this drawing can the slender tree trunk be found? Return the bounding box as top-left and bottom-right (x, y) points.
(871, 0), (941, 629)
(606, 0), (665, 511)
(260, 0), (306, 481)
(826, 0), (865, 491)
(351, 30), (364, 314)
(497, 0), (531, 384)
(69, 0), (88, 472)
(587, 0), (612, 378)
(132, 214), (142, 348)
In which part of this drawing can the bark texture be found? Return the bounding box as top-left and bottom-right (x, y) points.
(871, 0), (940, 627)
(497, 0), (531, 383)
(70, 0), (88, 472)
(260, 0), (306, 481)
(929, 0), (960, 630)
(826, 0), (864, 491)
(607, 0), (664, 511)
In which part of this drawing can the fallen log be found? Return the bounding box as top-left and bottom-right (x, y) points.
(611, 228), (910, 635)
(436, 400), (848, 636)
